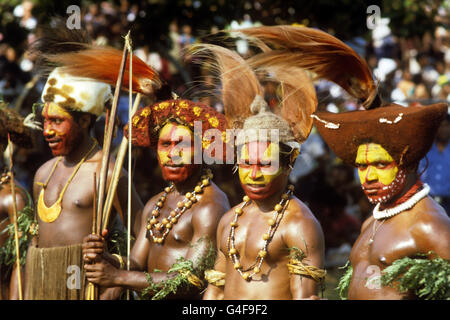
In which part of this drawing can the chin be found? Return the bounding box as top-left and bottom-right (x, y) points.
(161, 168), (190, 183)
(242, 184), (276, 201)
(50, 148), (68, 157)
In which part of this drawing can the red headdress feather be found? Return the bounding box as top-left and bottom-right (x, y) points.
(47, 45), (161, 95)
(238, 25), (379, 109)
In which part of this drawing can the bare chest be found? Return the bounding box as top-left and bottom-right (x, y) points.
(220, 212), (288, 271)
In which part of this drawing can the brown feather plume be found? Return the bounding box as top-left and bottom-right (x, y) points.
(260, 65), (318, 142)
(189, 43), (263, 129)
(46, 46), (162, 95)
(237, 25), (379, 109)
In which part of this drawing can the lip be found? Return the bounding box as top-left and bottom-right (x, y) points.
(164, 164), (185, 168)
(46, 139), (62, 148)
(244, 183), (267, 192)
(364, 188), (380, 195)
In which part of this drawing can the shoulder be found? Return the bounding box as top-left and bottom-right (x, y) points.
(195, 181), (231, 218)
(408, 196), (450, 232)
(142, 191), (164, 217)
(282, 196), (324, 250)
(284, 197), (322, 231)
(34, 157), (59, 180)
(408, 197), (450, 256)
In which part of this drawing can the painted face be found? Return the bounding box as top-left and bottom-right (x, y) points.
(157, 122), (199, 183)
(355, 143), (406, 204)
(42, 102), (82, 156)
(238, 141), (285, 200)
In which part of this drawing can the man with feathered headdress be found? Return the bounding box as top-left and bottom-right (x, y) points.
(74, 42), (232, 297)
(22, 22), (146, 300)
(192, 44), (326, 300)
(238, 25), (450, 300)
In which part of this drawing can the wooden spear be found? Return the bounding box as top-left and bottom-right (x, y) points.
(96, 31), (130, 236)
(85, 172), (98, 300)
(101, 93), (140, 231)
(7, 134), (23, 300)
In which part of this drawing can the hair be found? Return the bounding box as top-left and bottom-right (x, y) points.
(69, 110), (98, 132)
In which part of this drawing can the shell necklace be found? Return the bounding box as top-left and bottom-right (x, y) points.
(146, 169), (213, 244)
(227, 184), (294, 281)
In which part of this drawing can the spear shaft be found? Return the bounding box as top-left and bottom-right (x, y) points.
(7, 134), (23, 300)
(96, 31), (130, 236)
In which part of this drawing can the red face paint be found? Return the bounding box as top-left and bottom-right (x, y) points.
(238, 141), (285, 201)
(42, 102), (82, 156)
(157, 122), (199, 183)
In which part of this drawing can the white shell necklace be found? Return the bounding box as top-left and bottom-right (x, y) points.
(373, 184), (430, 220)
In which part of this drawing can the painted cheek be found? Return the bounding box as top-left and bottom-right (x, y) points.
(261, 167), (283, 184)
(238, 166), (251, 185)
(376, 166), (398, 185)
(357, 168), (368, 185)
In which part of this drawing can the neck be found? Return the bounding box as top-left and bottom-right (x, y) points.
(253, 186), (286, 212)
(171, 167), (203, 195)
(63, 133), (95, 164)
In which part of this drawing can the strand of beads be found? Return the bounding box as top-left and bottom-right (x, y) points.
(227, 184), (295, 281)
(146, 169), (213, 244)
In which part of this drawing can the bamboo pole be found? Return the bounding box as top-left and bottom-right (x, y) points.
(96, 31), (130, 236)
(85, 173), (98, 300)
(101, 93), (141, 231)
(7, 134), (23, 300)
(126, 37), (133, 301)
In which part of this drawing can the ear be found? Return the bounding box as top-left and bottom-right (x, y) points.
(78, 114), (92, 130)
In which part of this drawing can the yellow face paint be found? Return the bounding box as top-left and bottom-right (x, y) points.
(238, 142), (282, 186)
(157, 122), (199, 183)
(355, 143), (399, 186)
(42, 102), (80, 156)
(157, 122), (193, 166)
(42, 102), (73, 119)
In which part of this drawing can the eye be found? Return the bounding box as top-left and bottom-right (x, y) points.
(357, 164), (368, 170)
(54, 118), (63, 125)
(375, 162), (389, 169)
(160, 141), (170, 147)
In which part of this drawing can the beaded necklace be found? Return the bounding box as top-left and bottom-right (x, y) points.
(146, 169), (213, 244)
(227, 184), (295, 281)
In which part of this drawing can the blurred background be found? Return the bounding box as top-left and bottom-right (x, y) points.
(0, 0), (449, 299)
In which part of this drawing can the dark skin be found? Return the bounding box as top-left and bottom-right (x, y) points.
(0, 164), (27, 300)
(23, 107), (144, 299)
(82, 126), (230, 299)
(204, 146), (325, 300)
(348, 170), (450, 299)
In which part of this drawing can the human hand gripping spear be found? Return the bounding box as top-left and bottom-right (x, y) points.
(45, 31), (162, 300)
(7, 134), (23, 300)
(85, 32), (130, 300)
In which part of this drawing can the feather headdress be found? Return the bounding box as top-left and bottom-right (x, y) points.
(45, 46), (162, 96)
(236, 26), (448, 171)
(237, 25), (379, 109)
(189, 44), (263, 129)
(30, 18), (161, 97)
(190, 43), (317, 144)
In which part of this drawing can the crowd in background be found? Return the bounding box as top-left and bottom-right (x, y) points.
(1, 0), (449, 275)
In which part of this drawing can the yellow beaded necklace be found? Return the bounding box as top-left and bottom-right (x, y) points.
(37, 140), (98, 223)
(146, 169), (213, 244)
(227, 184), (295, 281)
